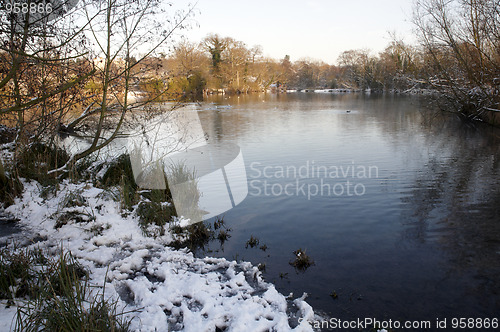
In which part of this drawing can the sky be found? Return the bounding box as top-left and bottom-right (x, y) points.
(170, 0), (417, 65)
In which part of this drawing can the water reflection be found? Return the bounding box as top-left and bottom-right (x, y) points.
(197, 93), (500, 323)
(400, 115), (500, 312)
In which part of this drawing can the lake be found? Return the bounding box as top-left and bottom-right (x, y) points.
(193, 92), (500, 327)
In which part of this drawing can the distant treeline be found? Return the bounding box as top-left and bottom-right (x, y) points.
(137, 34), (425, 96)
(140, 0), (499, 125)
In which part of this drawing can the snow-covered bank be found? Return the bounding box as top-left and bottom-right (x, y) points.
(1, 180), (319, 331)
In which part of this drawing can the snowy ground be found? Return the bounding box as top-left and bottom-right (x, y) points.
(0, 180), (320, 331)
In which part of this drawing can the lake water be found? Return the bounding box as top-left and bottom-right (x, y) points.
(193, 93), (500, 327)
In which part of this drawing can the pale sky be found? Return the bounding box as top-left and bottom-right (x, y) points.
(170, 0), (417, 65)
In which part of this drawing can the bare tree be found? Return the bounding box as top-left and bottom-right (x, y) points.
(222, 37), (249, 92)
(412, 0), (500, 122)
(0, 0), (196, 191)
(337, 49), (376, 89)
(0, 1), (95, 142)
(171, 40), (207, 76)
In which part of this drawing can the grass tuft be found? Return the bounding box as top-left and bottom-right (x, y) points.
(169, 222), (214, 252)
(0, 170), (22, 207)
(16, 142), (70, 186)
(136, 201), (176, 236)
(0, 247), (35, 300)
(0, 247), (132, 332)
(55, 210), (96, 229)
(289, 248), (314, 271)
(245, 235), (259, 249)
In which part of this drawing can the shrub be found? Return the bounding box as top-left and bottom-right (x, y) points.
(16, 142), (70, 186)
(136, 201), (176, 236)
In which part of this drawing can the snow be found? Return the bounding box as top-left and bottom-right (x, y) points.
(0, 302), (16, 332)
(287, 89), (356, 94)
(1, 180), (320, 331)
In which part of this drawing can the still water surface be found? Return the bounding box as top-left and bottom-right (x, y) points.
(195, 93), (500, 326)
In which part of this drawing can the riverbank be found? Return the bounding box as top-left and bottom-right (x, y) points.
(0, 176), (319, 331)
(0, 132), (321, 331)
